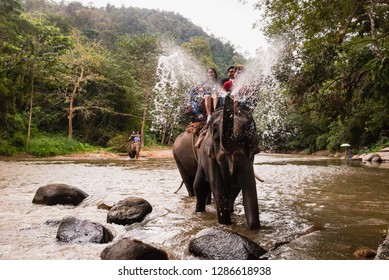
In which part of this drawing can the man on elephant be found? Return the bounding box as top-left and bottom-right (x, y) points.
(128, 131), (141, 159)
(219, 65), (258, 113)
(129, 131), (137, 143)
(194, 65), (260, 148)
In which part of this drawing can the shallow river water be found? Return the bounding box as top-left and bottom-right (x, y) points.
(0, 153), (388, 260)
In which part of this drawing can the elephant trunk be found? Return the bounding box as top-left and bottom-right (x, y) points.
(222, 95), (235, 152)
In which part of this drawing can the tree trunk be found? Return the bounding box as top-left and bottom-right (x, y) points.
(140, 89), (149, 148)
(68, 66), (84, 139)
(26, 69), (34, 146)
(367, 0), (383, 58)
(161, 122), (167, 145)
(168, 123), (174, 145)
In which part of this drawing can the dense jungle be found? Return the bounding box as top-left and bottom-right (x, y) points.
(1, 0), (388, 157)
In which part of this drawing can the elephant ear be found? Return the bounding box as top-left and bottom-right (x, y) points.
(222, 95), (235, 152)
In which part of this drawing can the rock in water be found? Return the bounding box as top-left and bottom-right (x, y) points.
(189, 228), (267, 260)
(56, 216), (113, 244)
(32, 183), (88, 206)
(107, 197), (152, 225)
(101, 238), (168, 260)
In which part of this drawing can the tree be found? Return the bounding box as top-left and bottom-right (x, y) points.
(24, 19), (72, 144)
(182, 36), (218, 70)
(255, 0), (389, 150)
(57, 30), (106, 139)
(114, 34), (160, 147)
(0, 1), (72, 145)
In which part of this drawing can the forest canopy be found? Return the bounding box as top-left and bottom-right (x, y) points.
(0, 0), (388, 156)
(0, 0), (243, 155)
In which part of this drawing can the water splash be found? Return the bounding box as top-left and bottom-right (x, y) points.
(230, 41), (293, 150)
(150, 39), (292, 149)
(154, 40), (205, 93)
(150, 40), (205, 136)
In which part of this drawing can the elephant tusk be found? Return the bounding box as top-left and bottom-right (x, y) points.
(174, 181), (184, 194)
(255, 172), (264, 182)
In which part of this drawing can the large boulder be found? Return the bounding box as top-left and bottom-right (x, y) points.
(377, 152), (389, 162)
(56, 216), (113, 244)
(107, 197), (152, 226)
(189, 228), (268, 260)
(362, 153), (380, 162)
(32, 183), (88, 206)
(100, 238), (168, 260)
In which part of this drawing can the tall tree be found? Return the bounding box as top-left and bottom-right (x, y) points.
(57, 30), (105, 139)
(24, 19), (72, 144)
(114, 34), (160, 147)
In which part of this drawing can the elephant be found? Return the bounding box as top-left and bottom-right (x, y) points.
(193, 95), (260, 230)
(128, 142), (141, 159)
(173, 95), (260, 230)
(172, 125), (200, 196)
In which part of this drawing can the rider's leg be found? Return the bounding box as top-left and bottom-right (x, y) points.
(191, 101), (200, 120)
(204, 94), (212, 123)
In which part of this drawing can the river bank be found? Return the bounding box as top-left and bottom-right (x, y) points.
(49, 148), (175, 160)
(1, 146), (388, 166)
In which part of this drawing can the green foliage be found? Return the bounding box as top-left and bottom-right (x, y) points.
(182, 37), (218, 70)
(107, 133), (129, 153)
(26, 134), (96, 157)
(256, 0), (389, 152)
(0, 140), (18, 156)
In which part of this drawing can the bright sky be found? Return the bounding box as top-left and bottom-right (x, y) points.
(60, 0), (268, 57)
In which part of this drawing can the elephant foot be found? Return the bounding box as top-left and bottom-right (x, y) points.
(248, 222), (260, 230)
(217, 213), (232, 225)
(247, 219), (260, 230)
(195, 204), (206, 212)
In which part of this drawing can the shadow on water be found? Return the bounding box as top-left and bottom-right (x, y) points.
(0, 154), (388, 260)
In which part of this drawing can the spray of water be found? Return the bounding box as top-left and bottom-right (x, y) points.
(226, 40), (292, 150)
(149, 40), (206, 139)
(251, 41), (293, 150)
(150, 39), (292, 149)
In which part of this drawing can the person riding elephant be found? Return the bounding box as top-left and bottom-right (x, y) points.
(129, 131), (141, 159)
(193, 95), (260, 230)
(189, 68), (219, 123)
(173, 95), (261, 230)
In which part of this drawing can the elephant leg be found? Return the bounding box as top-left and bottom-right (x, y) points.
(194, 168), (209, 212)
(212, 170), (232, 225)
(242, 187), (260, 230)
(128, 144), (136, 159)
(240, 169), (260, 230)
(214, 192), (232, 225)
(206, 190), (212, 205)
(174, 159), (195, 196)
(228, 187), (241, 213)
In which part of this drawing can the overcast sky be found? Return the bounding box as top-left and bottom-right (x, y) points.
(57, 0), (268, 57)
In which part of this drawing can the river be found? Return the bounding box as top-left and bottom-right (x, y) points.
(0, 153), (388, 260)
